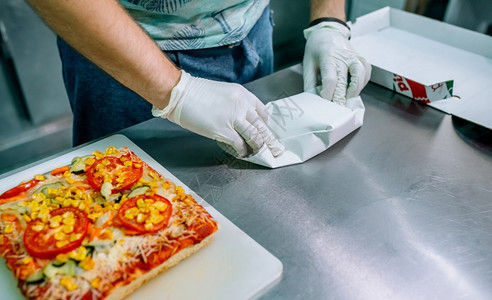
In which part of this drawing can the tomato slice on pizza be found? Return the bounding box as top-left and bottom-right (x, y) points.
(23, 207), (89, 259)
(117, 194), (172, 234)
(0, 146), (219, 299)
(87, 155), (143, 193)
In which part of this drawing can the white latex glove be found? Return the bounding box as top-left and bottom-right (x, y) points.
(152, 70), (285, 158)
(303, 21), (371, 106)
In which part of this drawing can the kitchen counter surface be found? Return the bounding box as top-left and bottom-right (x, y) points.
(2, 65), (491, 299)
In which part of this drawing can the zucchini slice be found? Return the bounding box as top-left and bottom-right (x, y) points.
(43, 259), (76, 279)
(70, 155), (95, 174)
(25, 270), (45, 284)
(128, 186), (149, 198)
(34, 182), (64, 198)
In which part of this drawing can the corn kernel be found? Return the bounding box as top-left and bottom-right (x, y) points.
(88, 213), (98, 222)
(23, 215), (32, 222)
(51, 215), (62, 223)
(69, 233), (82, 242)
(92, 150), (103, 159)
(49, 203), (61, 209)
(124, 213), (135, 220)
(22, 257), (33, 265)
(151, 215), (164, 224)
(93, 203), (103, 212)
(62, 199), (72, 207)
(63, 171), (72, 178)
(134, 163), (142, 168)
(85, 158), (95, 166)
(69, 246), (86, 261)
(63, 217), (75, 226)
(29, 201), (39, 209)
(33, 193), (46, 202)
(136, 199), (145, 209)
(56, 240), (69, 248)
(149, 207), (159, 216)
(54, 232), (66, 240)
(150, 181), (158, 189)
(144, 223), (154, 231)
(129, 207), (139, 216)
(56, 253), (69, 263)
(50, 221), (61, 228)
(60, 277), (78, 291)
(90, 277), (101, 289)
(34, 174), (45, 181)
(62, 211), (73, 218)
(48, 188), (60, 197)
(62, 225), (74, 234)
(136, 213), (146, 224)
(30, 212), (39, 220)
(32, 223), (45, 232)
(4, 224), (14, 234)
(79, 257), (95, 271)
(104, 146), (115, 155)
(100, 229), (113, 240)
(154, 201), (167, 212)
(119, 194), (127, 203)
(39, 205), (50, 214)
(124, 161), (132, 167)
(66, 178), (75, 184)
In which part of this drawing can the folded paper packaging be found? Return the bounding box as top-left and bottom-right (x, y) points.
(241, 92), (365, 168)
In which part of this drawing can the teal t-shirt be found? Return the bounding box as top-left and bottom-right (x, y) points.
(119, 0), (269, 50)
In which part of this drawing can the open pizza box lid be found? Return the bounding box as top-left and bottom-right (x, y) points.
(349, 7), (492, 129)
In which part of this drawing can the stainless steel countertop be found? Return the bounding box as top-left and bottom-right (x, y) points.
(2, 65), (492, 299)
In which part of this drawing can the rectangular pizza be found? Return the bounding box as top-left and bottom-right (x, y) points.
(0, 146), (218, 299)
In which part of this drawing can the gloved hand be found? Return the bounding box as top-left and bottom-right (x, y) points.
(303, 21), (371, 106)
(152, 70), (285, 158)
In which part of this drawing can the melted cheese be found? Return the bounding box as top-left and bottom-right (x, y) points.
(0, 146), (218, 300)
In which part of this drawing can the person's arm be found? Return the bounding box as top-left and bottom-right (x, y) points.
(26, 0), (284, 158)
(303, 0), (371, 105)
(310, 0), (346, 21)
(26, 0), (180, 109)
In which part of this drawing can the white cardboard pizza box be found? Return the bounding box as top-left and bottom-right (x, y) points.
(0, 134), (282, 300)
(349, 7), (492, 129)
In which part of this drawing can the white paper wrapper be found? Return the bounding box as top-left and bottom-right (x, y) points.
(241, 92), (365, 168)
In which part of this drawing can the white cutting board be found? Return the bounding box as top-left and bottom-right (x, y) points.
(0, 134), (282, 300)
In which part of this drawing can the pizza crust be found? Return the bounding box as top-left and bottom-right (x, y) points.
(0, 147), (219, 300)
(105, 232), (216, 300)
